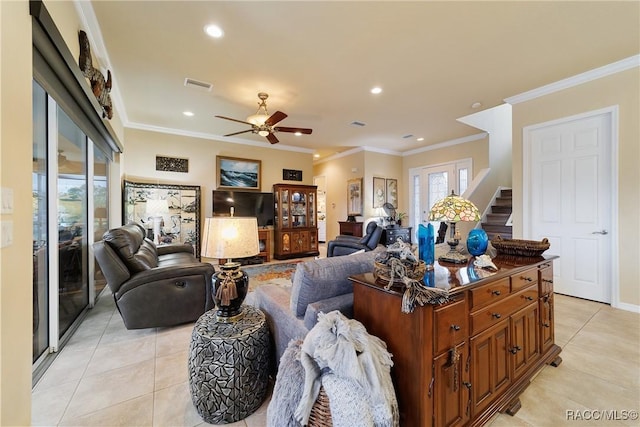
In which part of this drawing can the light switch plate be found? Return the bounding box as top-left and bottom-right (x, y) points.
(1, 187), (13, 214)
(1, 221), (13, 248)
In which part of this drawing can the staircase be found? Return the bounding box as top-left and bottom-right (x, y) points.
(481, 188), (513, 240)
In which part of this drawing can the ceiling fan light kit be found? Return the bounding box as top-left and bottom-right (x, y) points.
(215, 92), (312, 145)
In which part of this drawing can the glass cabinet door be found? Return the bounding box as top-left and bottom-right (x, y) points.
(281, 189), (290, 228)
(308, 191), (316, 228)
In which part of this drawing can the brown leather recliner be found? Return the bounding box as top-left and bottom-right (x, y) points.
(93, 223), (215, 329)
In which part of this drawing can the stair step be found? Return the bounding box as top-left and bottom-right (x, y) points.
(482, 224), (513, 234)
(491, 205), (512, 214)
(500, 189), (512, 197)
(494, 197), (512, 206)
(486, 213), (510, 224)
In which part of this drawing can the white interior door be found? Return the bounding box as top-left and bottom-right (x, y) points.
(526, 110), (614, 303)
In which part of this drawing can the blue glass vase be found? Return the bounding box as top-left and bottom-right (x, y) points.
(467, 229), (489, 256)
(418, 223), (435, 265)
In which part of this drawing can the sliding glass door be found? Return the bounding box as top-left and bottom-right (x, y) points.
(32, 80), (110, 367)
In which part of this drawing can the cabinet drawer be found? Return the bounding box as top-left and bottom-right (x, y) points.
(539, 264), (554, 296)
(470, 278), (510, 310)
(434, 299), (467, 354)
(471, 285), (539, 335)
(511, 268), (538, 292)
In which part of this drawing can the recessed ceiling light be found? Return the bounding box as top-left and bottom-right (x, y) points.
(370, 87), (382, 94)
(471, 102), (482, 109)
(417, 137), (424, 142)
(295, 132), (302, 136)
(313, 153), (320, 158)
(183, 111), (194, 117)
(204, 24), (224, 38)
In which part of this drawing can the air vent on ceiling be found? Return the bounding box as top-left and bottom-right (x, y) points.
(350, 121), (366, 127)
(184, 78), (213, 91)
(402, 134), (414, 139)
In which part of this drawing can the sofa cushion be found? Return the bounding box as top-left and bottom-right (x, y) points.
(103, 223), (158, 273)
(290, 249), (381, 318)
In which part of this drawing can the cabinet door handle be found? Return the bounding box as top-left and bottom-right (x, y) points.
(451, 324), (461, 331)
(521, 276), (533, 282)
(524, 295), (534, 301)
(491, 290), (501, 296)
(543, 322), (550, 328)
(510, 345), (522, 354)
(463, 381), (472, 390)
(543, 279), (553, 284)
(492, 313), (502, 319)
(428, 376), (434, 398)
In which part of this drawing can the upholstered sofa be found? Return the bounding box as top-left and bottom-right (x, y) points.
(253, 247), (384, 365)
(94, 223), (215, 329)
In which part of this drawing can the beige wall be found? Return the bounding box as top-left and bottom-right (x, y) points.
(313, 151), (365, 240)
(0, 1), (33, 424)
(122, 128), (315, 230)
(512, 68), (640, 307)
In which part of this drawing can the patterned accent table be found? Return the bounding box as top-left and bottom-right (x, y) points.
(188, 305), (271, 424)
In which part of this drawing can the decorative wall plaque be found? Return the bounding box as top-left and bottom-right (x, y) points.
(283, 169), (303, 181)
(156, 156), (189, 173)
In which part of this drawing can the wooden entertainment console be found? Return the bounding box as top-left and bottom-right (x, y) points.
(351, 255), (561, 426)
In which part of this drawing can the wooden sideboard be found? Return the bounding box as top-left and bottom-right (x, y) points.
(351, 255), (561, 427)
(338, 221), (363, 237)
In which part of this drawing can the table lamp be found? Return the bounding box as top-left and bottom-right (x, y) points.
(201, 216), (259, 321)
(145, 199), (169, 245)
(428, 190), (480, 264)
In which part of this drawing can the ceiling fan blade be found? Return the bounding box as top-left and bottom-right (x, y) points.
(266, 133), (279, 144)
(265, 111), (288, 126)
(224, 129), (253, 137)
(274, 126), (313, 135)
(215, 115), (254, 126)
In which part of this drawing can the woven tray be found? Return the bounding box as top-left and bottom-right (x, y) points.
(491, 235), (550, 257)
(374, 259), (427, 286)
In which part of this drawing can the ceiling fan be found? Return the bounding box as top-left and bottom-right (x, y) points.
(215, 92), (312, 144)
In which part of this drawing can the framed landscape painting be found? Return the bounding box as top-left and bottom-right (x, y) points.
(216, 156), (261, 191)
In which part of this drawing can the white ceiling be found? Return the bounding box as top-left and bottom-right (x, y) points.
(86, 1), (639, 159)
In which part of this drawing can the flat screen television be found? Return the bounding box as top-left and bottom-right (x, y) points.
(212, 190), (274, 227)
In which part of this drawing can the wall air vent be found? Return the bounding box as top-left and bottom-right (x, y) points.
(350, 121), (366, 127)
(184, 78), (213, 91)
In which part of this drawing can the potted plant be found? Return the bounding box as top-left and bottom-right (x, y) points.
(395, 212), (407, 226)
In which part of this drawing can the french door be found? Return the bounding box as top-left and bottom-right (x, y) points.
(410, 159), (472, 236)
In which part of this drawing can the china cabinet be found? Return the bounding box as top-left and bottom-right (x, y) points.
(273, 184), (319, 259)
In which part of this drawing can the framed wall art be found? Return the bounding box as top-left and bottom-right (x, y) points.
(373, 177), (386, 208)
(216, 156), (261, 191)
(156, 156), (188, 173)
(386, 178), (398, 208)
(347, 178), (363, 217)
(123, 180), (201, 257)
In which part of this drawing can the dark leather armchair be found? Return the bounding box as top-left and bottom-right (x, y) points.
(327, 221), (383, 257)
(93, 223), (215, 329)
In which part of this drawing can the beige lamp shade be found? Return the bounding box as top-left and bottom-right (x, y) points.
(145, 199), (169, 216)
(428, 191), (480, 222)
(201, 217), (259, 259)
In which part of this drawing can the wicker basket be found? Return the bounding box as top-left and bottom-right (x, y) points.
(308, 386), (333, 427)
(374, 259), (427, 287)
(491, 235), (550, 257)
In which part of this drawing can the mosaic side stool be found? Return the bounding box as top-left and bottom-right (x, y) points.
(188, 305), (271, 424)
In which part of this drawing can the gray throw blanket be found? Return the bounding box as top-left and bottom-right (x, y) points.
(267, 310), (398, 426)
(267, 313), (399, 426)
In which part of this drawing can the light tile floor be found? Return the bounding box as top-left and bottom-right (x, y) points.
(33, 287), (639, 426)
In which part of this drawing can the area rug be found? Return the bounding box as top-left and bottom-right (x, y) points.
(243, 261), (301, 293)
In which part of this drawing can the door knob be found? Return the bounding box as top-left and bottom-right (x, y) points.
(591, 230), (608, 235)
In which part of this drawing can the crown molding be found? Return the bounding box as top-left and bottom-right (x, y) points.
(127, 122), (315, 153)
(505, 54), (640, 105)
(402, 133), (487, 156)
